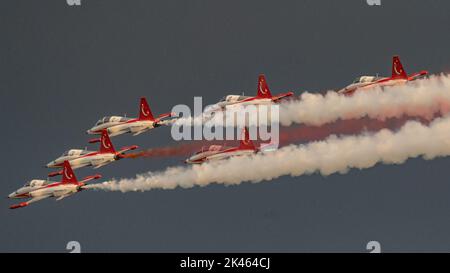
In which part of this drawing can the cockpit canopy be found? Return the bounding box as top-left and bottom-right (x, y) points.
(208, 145), (223, 151)
(219, 95), (251, 103)
(24, 180), (49, 187)
(352, 76), (382, 84)
(94, 116), (131, 126)
(195, 145), (224, 154)
(61, 149), (91, 157)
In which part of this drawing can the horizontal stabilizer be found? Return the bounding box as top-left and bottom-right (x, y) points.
(48, 170), (63, 177)
(271, 91), (294, 102)
(407, 70), (428, 81)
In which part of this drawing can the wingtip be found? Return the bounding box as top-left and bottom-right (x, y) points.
(10, 202), (27, 209)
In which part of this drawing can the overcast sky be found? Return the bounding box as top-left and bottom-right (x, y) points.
(1, 0), (450, 252)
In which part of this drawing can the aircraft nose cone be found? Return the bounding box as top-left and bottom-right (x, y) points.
(8, 192), (15, 198)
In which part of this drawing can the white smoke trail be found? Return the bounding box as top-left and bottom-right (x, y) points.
(279, 74), (450, 126)
(171, 74), (450, 128)
(86, 114), (450, 192)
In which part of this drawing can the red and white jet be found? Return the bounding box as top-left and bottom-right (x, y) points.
(212, 74), (294, 110)
(46, 129), (137, 176)
(8, 161), (101, 209)
(86, 97), (176, 137)
(185, 128), (258, 164)
(338, 56), (428, 96)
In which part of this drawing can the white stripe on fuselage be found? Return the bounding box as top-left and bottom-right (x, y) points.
(68, 153), (115, 169)
(89, 121), (125, 133)
(224, 98), (273, 108)
(206, 149), (255, 161)
(359, 78), (407, 90)
(29, 184), (78, 198)
(92, 120), (155, 136)
(187, 149), (255, 163)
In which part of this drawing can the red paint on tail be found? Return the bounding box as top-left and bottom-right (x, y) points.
(139, 97), (155, 121)
(239, 127), (256, 150)
(257, 74), (273, 98)
(61, 161), (78, 184)
(99, 129), (116, 154)
(391, 56), (408, 79)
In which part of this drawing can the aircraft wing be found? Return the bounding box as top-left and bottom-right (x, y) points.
(56, 193), (75, 201)
(92, 162), (111, 169)
(73, 163), (90, 170)
(132, 128), (149, 136)
(108, 130), (127, 137)
(48, 162), (89, 177)
(10, 195), (50, 209)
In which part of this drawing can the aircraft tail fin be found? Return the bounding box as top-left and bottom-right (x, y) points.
(257, 74), (273, 98)
(99, 129), (116, 154)
(391, 56), (408, 79)
(239, 127), (256, 150)
(61, 161), (78, 184)
(138, 97), (155, 121)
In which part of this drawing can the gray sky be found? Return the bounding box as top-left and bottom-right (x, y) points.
(1, 0), (450, 252)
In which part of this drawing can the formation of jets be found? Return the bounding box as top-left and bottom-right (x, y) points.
(8, 56), (429, 209)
